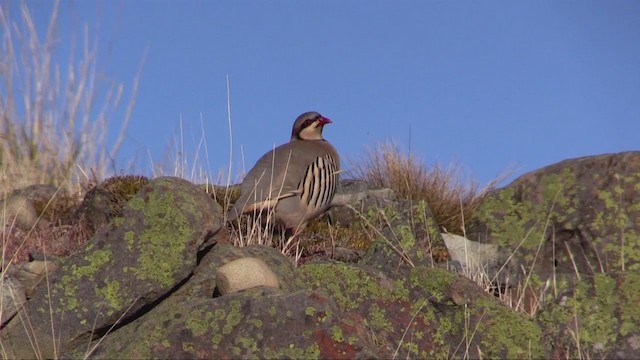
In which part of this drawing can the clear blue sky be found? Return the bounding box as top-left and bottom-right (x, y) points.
(22, 1), (640, 186)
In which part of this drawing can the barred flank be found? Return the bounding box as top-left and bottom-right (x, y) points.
(299, 154), (338, 210)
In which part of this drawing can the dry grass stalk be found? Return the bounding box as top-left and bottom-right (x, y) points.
(349, 140), (505, 234)
(0, 1), (142, 196)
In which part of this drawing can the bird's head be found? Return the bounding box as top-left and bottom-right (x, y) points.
(291, 111), (332, 141)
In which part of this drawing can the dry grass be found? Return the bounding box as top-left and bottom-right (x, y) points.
(0, 1), (143, 196)
(0, 3), (143, 357)
(349, 140), (507, 235)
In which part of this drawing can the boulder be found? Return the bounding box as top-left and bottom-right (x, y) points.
(0, 177), (221, 358)
(215, 257), (280, 295)
(472, 152), (640, 281)
(537, 272), (640, 358)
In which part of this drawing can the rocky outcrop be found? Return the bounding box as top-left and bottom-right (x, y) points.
(472, 152), (640, 278)
(62, 243), (541, 359)
(0, 177), (221, 358)
(1, 152), (639, 358)
(470, 151), (640, 358)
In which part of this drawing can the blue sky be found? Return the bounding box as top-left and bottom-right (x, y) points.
(22, 1), (640, 186)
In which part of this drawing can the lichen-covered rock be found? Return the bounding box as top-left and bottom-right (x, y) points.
(68, 288), (378, 359)
(363, 199), (446, 272)
(299, 262), (546, 358)
(74, 175), (150, 236)
(328, 179), (397, 226)
(472, 152), (640, 282)
(0, 275), (27, 326)
(470, 152), (640, 357)
(0, 177), (221, 358)
(537, 272), (640, 359)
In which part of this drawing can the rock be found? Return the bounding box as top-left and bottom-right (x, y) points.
(6, 260), (58, 296)
(68, 288), (378, 359)
(74, 175), (150, 236)
(183, 242), (305, 299)
(328, 179), (397, 225)
(74, 186), (116, 235)
(215, 257), (280, 295)
(299, 261), (546, 358)
(363, 199), (445, 272)
(0, 275), (27, 326)
(1, 184), (58, 230)
(442, 233), (499, 276)
(0, 177), (222, 359)
(537, 272), (640, 358)
(64, 244), (377, 359)
(470, 151), (640, 357)
(471, 151), (640, 281)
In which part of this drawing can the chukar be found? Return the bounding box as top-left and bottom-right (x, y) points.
(227, 111), (340, 237)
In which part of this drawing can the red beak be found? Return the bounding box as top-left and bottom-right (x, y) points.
(318, 116), (332, 125)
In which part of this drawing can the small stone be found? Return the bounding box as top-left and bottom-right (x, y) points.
(215, 257), (280, 295)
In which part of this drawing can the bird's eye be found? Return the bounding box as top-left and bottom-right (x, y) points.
(303, 119), (314, 128)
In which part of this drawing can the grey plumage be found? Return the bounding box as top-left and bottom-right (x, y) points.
(227, 111), (340, 235)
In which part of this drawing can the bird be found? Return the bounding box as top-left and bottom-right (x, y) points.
(227, 111), (340, 238)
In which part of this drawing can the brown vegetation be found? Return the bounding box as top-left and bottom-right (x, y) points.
(0, 2), (142, 196)
(349, 141), (506, 235)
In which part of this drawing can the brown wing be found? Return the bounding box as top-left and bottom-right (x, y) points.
(227, 140), (339, 220)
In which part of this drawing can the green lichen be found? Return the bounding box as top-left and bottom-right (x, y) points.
(619, 273), (640, 336)
(249, 318), (263, 328)
(396, 224), (416, 250)
(305, 306), (316, 317)
(264, 343), (321, 359)
(476, 297), (545, 358)
(410, 267), (456, 302)
(237, 337), (258, 352)
(477, 168), (576, 253)
(223, 300), (242, 335)
(538, 273), (625, 357)
(128, 189), (196, 288)
(186, 308), (214, 336)
(73, 249), (112, 278)
(113, 217), (125, 226)
(124, 231), (135, 250)
(594, 173), (640, 270)
(369, 303), (394, 332)
(299, 262), (410, 312)
(56, 248), (113, 312)
(571, 273), (617, 349)
(59, 275), (80, 311)
(96, 280), (122, 312)
(182, 342), (195, 353)
(330, 325), (344, 342)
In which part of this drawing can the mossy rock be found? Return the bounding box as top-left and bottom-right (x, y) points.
(74, 175), (150, 234)
(0, 177), (221, 358)
(299, 262), (546, 358)
(537, 271), (640, 358)
(66, 288), (379, 359)
(471, 151), (640, 286)
(362, 199), (446, 272)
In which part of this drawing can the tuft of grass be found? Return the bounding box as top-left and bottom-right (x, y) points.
(349, 141), (507, 235)
(0, 1), (143, 196)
